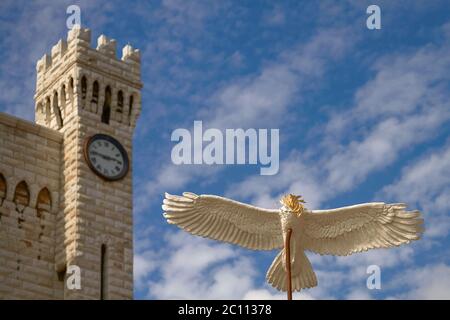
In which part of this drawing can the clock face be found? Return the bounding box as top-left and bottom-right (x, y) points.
(84, 134), (129, 181)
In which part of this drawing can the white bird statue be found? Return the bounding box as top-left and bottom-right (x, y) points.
(162, 192), (423, 298)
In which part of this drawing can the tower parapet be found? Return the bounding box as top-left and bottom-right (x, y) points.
(34, 26), (142, 130)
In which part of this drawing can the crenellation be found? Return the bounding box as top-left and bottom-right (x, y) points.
(96, 35), (117, 58)
(36, 54), (51, 75)
(51, 39), (67, 64)
(67, 26), (91, 45)
(121, 44), (140, 63)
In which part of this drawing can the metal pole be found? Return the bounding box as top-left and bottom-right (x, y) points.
(286, 228), (293, 300)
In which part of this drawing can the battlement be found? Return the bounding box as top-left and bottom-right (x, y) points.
(34, 26), (142, 131)
(38, 26), (140, 67)
(36, 26), (141, 95)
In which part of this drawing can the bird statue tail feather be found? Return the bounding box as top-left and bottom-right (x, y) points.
(266, 249), (318, 292)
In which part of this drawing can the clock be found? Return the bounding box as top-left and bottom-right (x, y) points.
(84, 134), (129, 181)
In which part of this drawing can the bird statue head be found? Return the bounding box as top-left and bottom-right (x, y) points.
(280, 194), (306, 217)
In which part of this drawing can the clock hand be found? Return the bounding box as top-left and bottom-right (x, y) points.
(92, 151), (122, 163)
(92, 151), (111, 161)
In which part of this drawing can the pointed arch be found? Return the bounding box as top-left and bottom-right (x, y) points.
(45, 97), (51, 114)
(69, 77), (74, 105)
(101, 86), (111, 124)
(117, 90), (124, 114)
(14, 181), (30, 207)
(36, 187), (52, 218)
(53, 91), (63, 128)
(92, 81), (99, 104)
(37, 188), (51, 207)
(81, 76), (87, 100)
(61, 84), (67, 109)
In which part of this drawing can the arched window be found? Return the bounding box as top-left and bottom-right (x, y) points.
(0, 174), (6, 204)
(101, 86), (111, 124)
(117, 91), (124, 114)
(53, 91), (63, 128)
(14, 181), (30, 207)
(81, 76), (87, 99)
(92, 81), (99, 104)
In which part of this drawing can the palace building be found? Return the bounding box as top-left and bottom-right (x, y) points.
(0, 26), (142, 299)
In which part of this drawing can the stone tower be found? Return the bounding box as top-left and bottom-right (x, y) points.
(33, 26), (142, 299)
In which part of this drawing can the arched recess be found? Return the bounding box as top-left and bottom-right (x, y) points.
(81, 76), (87, 100)
(61, 84), (67, 113)
(0, 173), (6, 206)
(128, 95), (134, 124)
(36, 188), (52, 245)
(101, 86), (111, 124)
(36, 188), (51, 213)
(14, 181), (30, 216)
(53, 91), (63, 128)
(117, 91), (124, 114)
(69, 77), (74, 105)
(92, 81), (99, 104)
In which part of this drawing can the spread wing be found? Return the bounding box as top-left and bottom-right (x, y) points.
(163, 192), (283, 250)
(302, 203), (424, 256)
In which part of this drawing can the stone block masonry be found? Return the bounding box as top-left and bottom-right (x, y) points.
(0, 26), (142, 299)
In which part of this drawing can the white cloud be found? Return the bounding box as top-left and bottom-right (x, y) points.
(381, 143), (450, 238)
(325, 106), (449, 192)
(136, 229), (340, 300)
(134, 251), (158, 290)
(143, 231), (259, 299)
(204, 28), (352, 130)
(226, 153), (326, 209)
(389, 264), (450, 299)
(346, 289), (373, 300)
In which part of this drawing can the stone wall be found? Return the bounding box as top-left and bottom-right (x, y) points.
(0, 112), (63, 299)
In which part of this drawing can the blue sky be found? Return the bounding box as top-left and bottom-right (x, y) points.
(1, 0), (450, 299)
